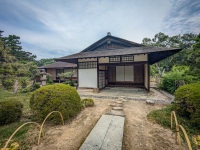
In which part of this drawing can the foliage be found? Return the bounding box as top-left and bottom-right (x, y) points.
(82, 98), (94, 107)
(160, 66), (198, 94)
(2, 78), (14, 90)
(46, 73), (53, 84)
(0, 37), (40, 91)
(0, 100), (23, 125)
(19, 77), (28, 88)
(58, 71), (75, 86)
(0, 89), (40, 149)
(36, 58), (55, 67)
(0, 31), (36, 61)
(63, 80), (75, 86)
(142, 32), (198, 76)
(187, 34), (200, 79)
(0, 121), (30, 149)
(147, 105), (200, 149)
(174, 83), (200, 128)
(150, 65), (158, 76)
(58, 71), (74, 81)
(30, 84), (82, 122)
(20, 83), (40, 93)
(147, 105), (173, 128)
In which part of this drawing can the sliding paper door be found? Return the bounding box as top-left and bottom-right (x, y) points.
(116, 66), (134, 82)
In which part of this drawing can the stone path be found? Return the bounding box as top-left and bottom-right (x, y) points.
(79, 99), (126, 150)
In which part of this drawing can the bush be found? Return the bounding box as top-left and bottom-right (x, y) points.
(46, 73), (53, 84)
(30, 84), (82, 122)
(63, 80), (75, 86)
(82, 98), (94, 107)
(0, 100), (23, 125)
(174, 82), (200, 128)
(19, 77), (28, 88)
(2, 78), (14, 90)
(20, 83), (40, 93)
(160, 66), (198, 94)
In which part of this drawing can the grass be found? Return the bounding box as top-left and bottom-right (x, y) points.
(0, 88), (31, 113)
(0, 88), (32, 149)
(147, 105), (200, 149)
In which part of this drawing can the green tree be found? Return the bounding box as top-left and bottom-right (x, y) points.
(142, 32), (198, 76)
(36, 58), (55, 67)
(187, 34), (200, 78)
(0, 31), (39, 91)
(0, 30), (36, 62)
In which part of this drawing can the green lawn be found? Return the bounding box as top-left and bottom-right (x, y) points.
(147, 105), (200, 149)
(0, 88), (31, 114)
(0, 89), (33, 149)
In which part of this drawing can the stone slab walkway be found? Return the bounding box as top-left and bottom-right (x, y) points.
(79, 115), (125, 150)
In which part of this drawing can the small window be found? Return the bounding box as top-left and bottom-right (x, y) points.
(122, 55), (134, 62)
(109, 56), (120, 62)
(78, 61), (97, 69)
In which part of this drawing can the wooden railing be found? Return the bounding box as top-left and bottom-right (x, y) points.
(171, 111), (192, 150)
(2, 111), (64, 149)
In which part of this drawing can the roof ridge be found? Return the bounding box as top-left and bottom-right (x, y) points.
(81, 34), (144, 52)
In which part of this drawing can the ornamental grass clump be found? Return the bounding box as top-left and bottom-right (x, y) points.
(30, 84), (82, 122)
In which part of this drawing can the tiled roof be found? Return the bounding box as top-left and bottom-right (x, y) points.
(38, 62), (77, 69)
(56, 46), (181, 60)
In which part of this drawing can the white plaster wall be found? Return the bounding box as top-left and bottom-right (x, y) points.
(134, 54), (147, 61)
(78, 58), (97, 62)
(79, 68), (97, 88)
(144, 64), (148, 89)
(99, 57), (109, 63)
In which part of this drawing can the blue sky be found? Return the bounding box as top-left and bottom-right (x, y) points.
(0, 0), (200, 60)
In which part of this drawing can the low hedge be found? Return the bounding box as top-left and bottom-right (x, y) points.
(30, 84), (82, 122)
(0, 100), (23, 125)
(174, 82), (200, 128)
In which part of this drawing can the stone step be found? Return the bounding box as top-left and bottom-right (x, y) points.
(107, 110), (125, 117)
(112, 107), (123, 111)
(79, 115), (125, 150)
(115, 101), (123, 104)
(110, 103), (122, 107)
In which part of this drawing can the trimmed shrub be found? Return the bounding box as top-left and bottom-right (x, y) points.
(82, 98), (94, 107)
(174, 82), (200, 128)
(30, 84), (82, 122)
(0, 100), (23, 125)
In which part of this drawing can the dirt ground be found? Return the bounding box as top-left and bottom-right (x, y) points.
(32, 99), (179, 150)
(123, 101), (179, 150)
(32, 99), (112, 150)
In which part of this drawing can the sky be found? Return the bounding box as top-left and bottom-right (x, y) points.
(0, 0), (200, 60)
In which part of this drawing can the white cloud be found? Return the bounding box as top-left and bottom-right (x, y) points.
(3, 0), (194, 60)
(163, 0), (200, 36)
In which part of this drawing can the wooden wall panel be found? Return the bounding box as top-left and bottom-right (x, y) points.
(134, 64), (144, 84)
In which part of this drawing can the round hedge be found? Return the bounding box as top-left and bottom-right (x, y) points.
(174, 82), (200, 127)
(82, 98), (94, 107)
(0, 100), (23, 125)
(30, 84), (82, 121)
